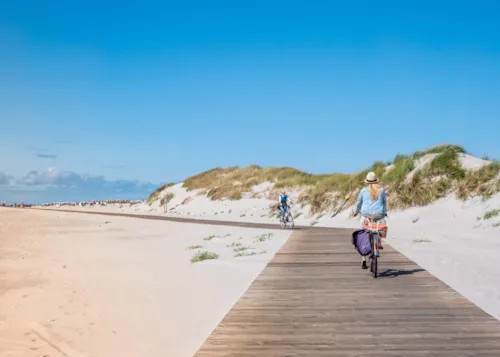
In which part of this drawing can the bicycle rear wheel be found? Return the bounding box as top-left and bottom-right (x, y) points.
(371, 233), (378, 278)
(372, 255), (378, 278)
(279, 211), (286, 228)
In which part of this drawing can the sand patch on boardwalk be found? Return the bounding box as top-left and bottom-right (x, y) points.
(0, 208), (291, 357)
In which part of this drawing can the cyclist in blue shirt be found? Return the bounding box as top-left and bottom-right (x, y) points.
(278, 190), (292, 221)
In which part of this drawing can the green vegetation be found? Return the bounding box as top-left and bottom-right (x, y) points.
(255, 233), (273, 242)
(426, 148), (465, 180)
(383, 155), (415, 183)
(234, 251), (257, 257)
(148, 144), (500, 213)
(187, 245), (202, 250)
(203, 235), (217, 241)
(457, 163), (500, 200)
(233, 246), (252, 252)
(190, 251), (219, 263)
(484, 209), (500, 220)
(414, 144), (466, 158)
(413, 238), (432, 243)
(147, 182), (176, 204)
(159, 192), (175, 207)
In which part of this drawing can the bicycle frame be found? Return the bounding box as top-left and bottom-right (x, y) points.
(365, 217), (382, 278)
(365, 217), (383, 256)
(370, 231), (379, 257)
(280, 205), (291, 221)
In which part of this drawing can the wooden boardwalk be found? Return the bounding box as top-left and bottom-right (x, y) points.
(194, 228), (500, 357)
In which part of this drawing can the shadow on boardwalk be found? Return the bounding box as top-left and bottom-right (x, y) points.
(379, 268), (425, 278)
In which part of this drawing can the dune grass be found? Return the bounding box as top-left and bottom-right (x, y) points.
(484, 209), (500, 220)
(413, 238), (432, 243)
(159, 193), (175, 207)
(233, 246), (252, 252)
(414, 144), (466, 158)
(234, 251), (257, 257)
(383, 155), (415, 183)
(187, 245), (202, 250)
(149, 144), (499, 213)
(190, 251), (219, 263)
(147, 182), (176, 204)
(457, 163), (500, 200)
(255, 233), (273, 242)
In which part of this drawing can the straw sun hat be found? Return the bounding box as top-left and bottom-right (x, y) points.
(364, 171), (379, 184)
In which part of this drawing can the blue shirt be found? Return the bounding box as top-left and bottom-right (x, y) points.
(354, 187), (387, 216)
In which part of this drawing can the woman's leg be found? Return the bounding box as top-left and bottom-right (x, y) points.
(359, 216), (369, 268)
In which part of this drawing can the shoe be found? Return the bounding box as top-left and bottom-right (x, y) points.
(379, 242), (384, 249)
(361, 261), (368, 269)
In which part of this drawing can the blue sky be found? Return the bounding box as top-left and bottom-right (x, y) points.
(1, 1), (499, 203)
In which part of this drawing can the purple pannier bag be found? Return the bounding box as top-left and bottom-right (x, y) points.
(352, 229), (372, 256)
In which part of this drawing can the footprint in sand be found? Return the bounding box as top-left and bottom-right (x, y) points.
(0, 322), (89, 357)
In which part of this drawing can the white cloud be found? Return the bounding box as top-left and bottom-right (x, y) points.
(0, 167), (158, 203)
(20, 168), (81, 186)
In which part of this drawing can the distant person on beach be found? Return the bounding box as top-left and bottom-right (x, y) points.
(277, 190), (292, 221)
(353, 172), (388, 269)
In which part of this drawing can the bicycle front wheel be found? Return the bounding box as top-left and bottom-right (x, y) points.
(288, 213), (294, 229)
(280, 216), (286, 228)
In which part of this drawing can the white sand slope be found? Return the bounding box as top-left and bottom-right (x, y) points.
(384, 195), (500, 321)
(0, 209), (292, 357)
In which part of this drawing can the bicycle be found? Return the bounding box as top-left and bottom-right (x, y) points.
(364, 215), (387, 279)
(279, 204), (295, 229)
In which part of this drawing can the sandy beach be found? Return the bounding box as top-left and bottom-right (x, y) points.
(0, 208), (292, 357)
(41, 189), (500, 323)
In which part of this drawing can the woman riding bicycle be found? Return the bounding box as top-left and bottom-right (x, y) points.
(353, 172), (387, 269)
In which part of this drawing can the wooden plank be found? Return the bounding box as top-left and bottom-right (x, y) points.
(194, 229), (500, 356)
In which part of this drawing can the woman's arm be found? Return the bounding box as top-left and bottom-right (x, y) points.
(381, 188), (387, 214)
(354, 189), (363, 215)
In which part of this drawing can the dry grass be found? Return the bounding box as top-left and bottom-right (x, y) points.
(184, 165), (319, 200)
(457, 163), (500, 200)
(147, 182), (175, 204)
(187, 245), (202, 250)
(159, 193), (175, 207)
(149, 144), (497, 213)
